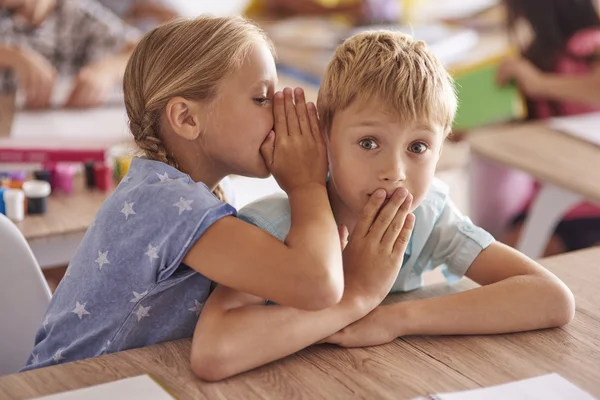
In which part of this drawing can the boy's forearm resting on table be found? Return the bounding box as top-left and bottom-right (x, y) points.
(190, 287), (367, 382)
(384, 242), (575, 337)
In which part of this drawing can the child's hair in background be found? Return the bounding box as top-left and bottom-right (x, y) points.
(123, 16), (274, 201)
(505, 0), (600, 71)
(316, 31), (457, 136)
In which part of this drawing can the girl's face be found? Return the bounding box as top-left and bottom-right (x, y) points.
(201, 41), (278, 179)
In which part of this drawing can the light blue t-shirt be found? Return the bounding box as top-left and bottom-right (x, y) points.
(21, 158), (235, 371)
(239, 178), (494, 293)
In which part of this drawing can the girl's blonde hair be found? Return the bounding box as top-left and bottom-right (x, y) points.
(123, 16), (274, 201)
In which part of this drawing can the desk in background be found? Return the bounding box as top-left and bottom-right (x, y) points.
(469, 121), (600, 259)
(1, 247), (598, 399)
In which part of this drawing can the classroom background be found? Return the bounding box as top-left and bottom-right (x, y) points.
(1, 0), (599, 399)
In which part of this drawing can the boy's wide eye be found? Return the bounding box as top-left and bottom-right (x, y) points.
(409, 142), (428, 154)
(359, 139), (379, 150)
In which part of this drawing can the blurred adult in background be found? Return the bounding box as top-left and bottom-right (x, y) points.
(96, 0), (179, 32)
(0, 0), (140, 109)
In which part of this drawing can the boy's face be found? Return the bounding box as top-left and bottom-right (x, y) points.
(326, 97), (445, 217)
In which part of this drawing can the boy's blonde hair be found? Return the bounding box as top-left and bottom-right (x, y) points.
(123, 16), (274, 201)
(317, 30), (457, 135)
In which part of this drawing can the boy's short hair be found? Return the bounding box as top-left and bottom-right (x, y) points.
(317, 30), (457, 135)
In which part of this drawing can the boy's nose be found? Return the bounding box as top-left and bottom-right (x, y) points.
(380, 163), (406, 183)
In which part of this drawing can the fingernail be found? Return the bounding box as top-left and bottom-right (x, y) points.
(274, 92), (283, 99)
(395, 187), (407, 197)
(375, 189), (386, 198)
(283, 87), (292, 94)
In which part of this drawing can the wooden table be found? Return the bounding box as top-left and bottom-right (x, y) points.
(2, 247), (599, 399)
(469, 121), (600, 258)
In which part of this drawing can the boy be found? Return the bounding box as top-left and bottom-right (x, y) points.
(191, 30), (575, 381)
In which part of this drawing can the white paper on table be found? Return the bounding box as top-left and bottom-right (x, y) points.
(549, 112), (600, 147)
(32, 375), (175, 400)
(412, 374), (596, 400)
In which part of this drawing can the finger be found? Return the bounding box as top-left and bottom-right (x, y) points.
(381, 193), (412, 250)
(294, 87), (311, 136)
(283, 87), (301, 136)
(338, 224), (349, 250)
(65, 83), (84, 108)
(393, 212), (415, 255)
(272, 91), (287, 137)
(350, 189), (387, 239)
(307, 102), (323, 142)
(368, 188), (408, 242)
(259, 130), (276, 167)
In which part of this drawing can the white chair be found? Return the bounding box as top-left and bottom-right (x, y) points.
(0, 213), (51, 375)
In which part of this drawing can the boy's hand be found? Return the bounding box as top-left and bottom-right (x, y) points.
(261, 87), (328, 194)
(320, 305), (396, 347)
(64, 61), (115, 108)
(10, 47), (56, 109)
(342, 188), (414, 311)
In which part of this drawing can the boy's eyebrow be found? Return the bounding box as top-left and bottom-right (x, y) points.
(349, 119), (385, 128)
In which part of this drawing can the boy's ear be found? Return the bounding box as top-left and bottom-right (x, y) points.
(164, 97), (205, 141)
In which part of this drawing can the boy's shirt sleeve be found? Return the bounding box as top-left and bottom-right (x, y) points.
(427, 197), (495, 283)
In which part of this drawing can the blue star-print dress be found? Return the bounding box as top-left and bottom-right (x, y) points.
(21, 158), (235, 371)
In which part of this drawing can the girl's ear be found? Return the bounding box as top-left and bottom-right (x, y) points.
(165, 97), (205, 140)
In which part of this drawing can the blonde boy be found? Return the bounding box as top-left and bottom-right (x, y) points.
(191, 31), (574, 381)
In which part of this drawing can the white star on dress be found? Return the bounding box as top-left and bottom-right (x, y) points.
(173, 197), (193, 215)
(157, 172), (173, 183)
(120, 201), (136, 220)
(72, 301), (91, 319)
(121, 174), (132, 184)
(130, 290), (148, 303)
(53, 348), (65, 363)
(134, 305), (151, 322)
(145, 244), (159, 263)
(31, 353), (39, 365)
(95, 250), (110, 270)
(43, 314), (51, 330)
(188, 300), (204, 317)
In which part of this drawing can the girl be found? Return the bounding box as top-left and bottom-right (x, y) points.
(20, 16), (403, 371)
(495, 0), (600, 255)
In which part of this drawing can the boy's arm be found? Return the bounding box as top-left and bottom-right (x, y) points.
(325, 241), (575, 348)
(189, 285), (367, 382)
(190, 189), (415, 381)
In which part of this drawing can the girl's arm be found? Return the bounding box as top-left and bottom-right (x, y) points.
(190, 191), (415, 381)
(184, 89), (343, 311)
(497, 55), (600, 106)
(324, 242), (575, 347)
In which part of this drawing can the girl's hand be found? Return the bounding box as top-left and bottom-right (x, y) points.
(260, 87), (328, 194)
(496, 57), (545, 98)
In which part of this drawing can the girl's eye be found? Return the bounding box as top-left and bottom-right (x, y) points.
(359, 138), (379, 150)
(409, 142), (428, 154)
(253, 97), (269, 106)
